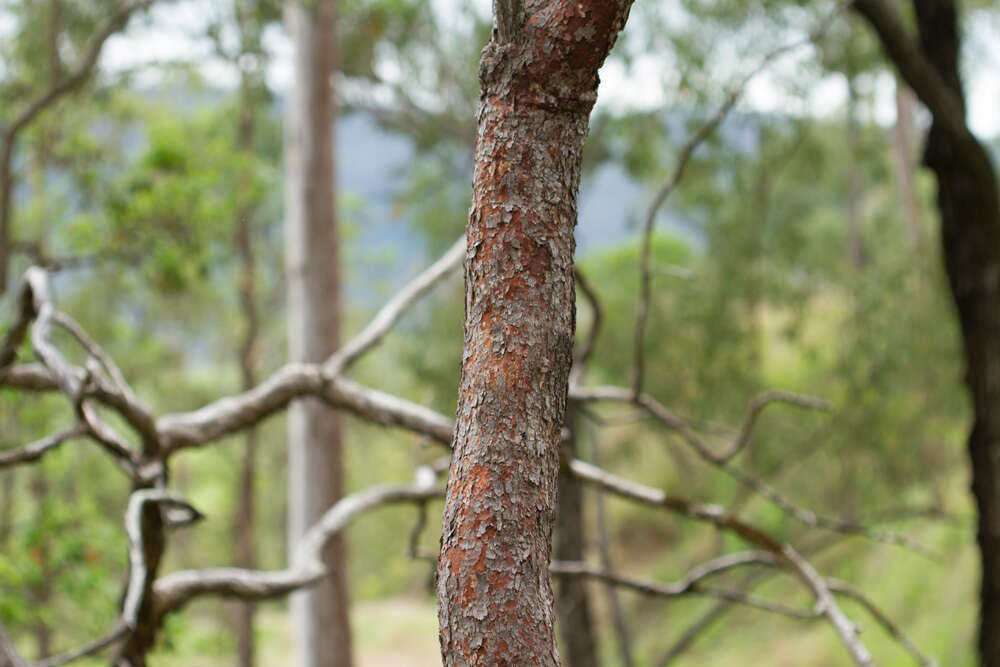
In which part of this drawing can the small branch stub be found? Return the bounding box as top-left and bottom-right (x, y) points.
(493, 0), (524, 43)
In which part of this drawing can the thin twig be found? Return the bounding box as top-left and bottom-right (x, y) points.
(828, 579), (937, 667)
(0, 424), (88, 468)
(629, 5), (848, 397)
(567, 458), (875, 665)
(570, 385), (930, 555)
(153, 484), (443, 612)
(323, 237), (464, 376)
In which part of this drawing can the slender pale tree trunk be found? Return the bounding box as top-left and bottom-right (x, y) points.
(232, 88), (260, 667)
(437, 2), (634, 664)
(891, 80), (924, 248)
(284, 2), (352, 667)
(29, 472), (51, 660)
(0, 470), (13, 546)
(844, 71), (866, 270)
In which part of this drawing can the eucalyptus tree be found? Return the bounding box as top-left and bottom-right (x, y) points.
(284, 1), (353, 666)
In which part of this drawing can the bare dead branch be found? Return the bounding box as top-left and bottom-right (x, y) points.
(323, 237), (464, 376)
(571, 385), (829, 465)
(50, 311), (158, 453)
(20, 268), (141, 474)
(552, 562), (815, 619)
(570, 384), (928, 555)
(26, 268), (83, 401)
(0, 620), (28, 667)
(493, 0), (525, 43)
(0, 362), (57, 390)
(153, 484), (442, 612)
(123, 490), (204, 628)
(0, 278), (34, 378)
(828, 579), (937, 667)
(158, 368), (453, 455)
(721, 463), (937, 558)
(566, 458), (874, 665)
(33, 623), (128, 667)
(721, 390), (831, 462)
(0, 424), (88, 468)
(779, 545), (872, 665)
(551, 550), (789, 606)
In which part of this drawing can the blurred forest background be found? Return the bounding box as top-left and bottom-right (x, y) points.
(1, 0), (999, 665)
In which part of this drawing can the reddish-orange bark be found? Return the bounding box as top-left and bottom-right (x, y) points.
(437, 2), (633, 665)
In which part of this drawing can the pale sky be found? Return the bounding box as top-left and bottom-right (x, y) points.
(15, 1), (1000, 138)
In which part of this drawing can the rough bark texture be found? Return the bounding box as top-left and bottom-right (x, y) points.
(437, 2), (633, 664)
(284, 2), (353, 667)
(555, 414), (598, 667)
(911, 3), (1000, 663)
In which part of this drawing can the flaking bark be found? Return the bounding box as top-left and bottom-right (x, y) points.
(437, 2), (633, 664)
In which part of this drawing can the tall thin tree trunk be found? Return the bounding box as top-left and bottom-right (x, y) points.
(891, 79), (924, 248)
(555, 411), (599, 667)
(591, 430), (633, 667)
(284, 2), (352, 667)
(437, 3), (633, 664)
(232, 94), (259, 667)
(845, 71), (866, 270)
(29, 471), (51, 660)
(0, 136), (14, 293)
(0, 470), (13, 546)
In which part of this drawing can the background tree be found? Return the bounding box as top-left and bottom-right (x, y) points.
(852, 1), (1000, 662)
(284, 1), (353, 666)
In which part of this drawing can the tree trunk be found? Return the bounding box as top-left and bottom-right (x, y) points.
(555, 413), (598, 667)
(113, 495), (166, 666)
(232, 88), (260, 667)
(910, 3), (1000, 662)
(0, 138), (15, 293)
(853, 1), (1000, 659)
(910, 3), (1000, 663)
(29, 471), (51, 660)
(284, 2), (352, 667)
(0, 470), (13, 546)
(437, 3), (633, 664)
(855, 0), (1000, 661)
(891, 79), (924, 248)
(845, 71), (866, 270)
(0, 620), (28, 667)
